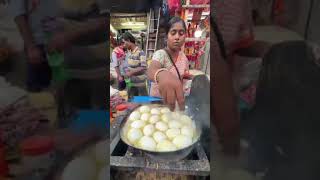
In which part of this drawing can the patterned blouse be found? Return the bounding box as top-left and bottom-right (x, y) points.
(150, 49), (189, 97)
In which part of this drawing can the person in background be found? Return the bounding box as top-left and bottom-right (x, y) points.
(10, 0), (60, 92)
(10, 0), (106, 93)
(212, 0), (269, 155)
(112, 42), (127, 90)
(246, 41), (320, 179)
(147, 16), (189, 111)
(122, 31), (148, 99)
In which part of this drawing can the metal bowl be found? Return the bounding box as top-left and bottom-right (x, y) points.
(120, 104), (202, 162)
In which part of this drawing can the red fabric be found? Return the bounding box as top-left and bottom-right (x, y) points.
(168, 0), (181, 15)
(113, 47), (125, 59)
(21, 136), (55, 156)
(274, 0), (285, 14)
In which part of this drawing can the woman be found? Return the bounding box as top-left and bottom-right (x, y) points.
(246, 41), (320, 180)
(112, 43), (127, 90)
(122, 31), (148, 98)
(147, 16), (189, 111)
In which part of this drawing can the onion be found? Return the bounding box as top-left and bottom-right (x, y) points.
(138, 136), (157, 151)
(172, 135), (192, 148)
(140, 113), (151, 122)
(130, 120), (146, 129)
(152, 131), (167, 143)
(62, 157), (96, 180)
(128, 111), (141, 121)
(166, 128), (181, 140)
(155, 121), (168, 131)
(127, 128), (143, 144)
(160, 107), (170, 114)
(150, 108), (161, 115)
(156, 140), (177, 152)
(149, 115), (160, 124)
(139, 105), (151, 113)
(143, 124), (155, 136)
(168, 120), (182, 129)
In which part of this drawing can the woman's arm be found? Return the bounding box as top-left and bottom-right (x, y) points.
(147, 60), (185, 111)
(147, 60), (162, 82)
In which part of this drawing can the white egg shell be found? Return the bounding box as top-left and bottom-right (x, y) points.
(138, 136), (157, 151)
(130, 120), (146, 129)
(156, 140), (177, 152)
(166, 128), (181, 140)
(149, 115), (160, 124)
(155, 121), (168, 131)
(62, 157), (96, 180)
(150, 108), (161, 115)
(181, 126), (194, 138)
(172, 135), (193, 148)
(129, 111), (141, 121)
(140, 113), (151, 121)
(139, 105), (151, 113)
(152, 131), (167, 143)
(171, 112), (181, 120)
(168, 120), (182, 129)
(143, 124), (155, 136)
(160, 107), (170, 114)
(180, 115), (193, 125)
(127, 128), (143, 144)
(161, 113), (171, 123)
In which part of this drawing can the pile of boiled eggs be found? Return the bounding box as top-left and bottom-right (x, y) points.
(123, 105), (198, 152)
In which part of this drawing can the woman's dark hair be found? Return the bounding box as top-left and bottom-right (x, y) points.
(165, 16), (187, 34)
(122, 32), (136, 44)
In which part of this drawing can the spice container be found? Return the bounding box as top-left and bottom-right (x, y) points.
(20, 136), (55, 173)
(116, 104), (128, 117)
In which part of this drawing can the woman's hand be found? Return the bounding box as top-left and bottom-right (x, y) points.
(158, 71), (185, 111)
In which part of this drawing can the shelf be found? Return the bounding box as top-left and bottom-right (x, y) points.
(182, 4), (210, 9)
(185, 38), (207, 42)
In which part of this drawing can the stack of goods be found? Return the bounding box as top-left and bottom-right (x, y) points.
(0, 102), (47, 148)
(110, 86), (125, 110)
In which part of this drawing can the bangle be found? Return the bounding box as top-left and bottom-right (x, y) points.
(154, 68), (168, 83)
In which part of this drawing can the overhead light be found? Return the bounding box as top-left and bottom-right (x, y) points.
(121, 22), (145, 26)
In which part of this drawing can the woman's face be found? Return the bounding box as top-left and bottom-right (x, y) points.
(167, 22), (186, 51)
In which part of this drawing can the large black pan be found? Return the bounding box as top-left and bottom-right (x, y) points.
(119, 104), (202, 162)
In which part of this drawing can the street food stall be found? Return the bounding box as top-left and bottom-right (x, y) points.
(109, 0), (211, 179)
